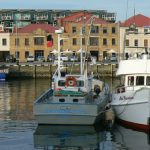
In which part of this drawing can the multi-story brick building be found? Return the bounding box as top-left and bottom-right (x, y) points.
(0, 11), (119, 62)
(59, 12), (119, 61)
(10, 24), (58, 62)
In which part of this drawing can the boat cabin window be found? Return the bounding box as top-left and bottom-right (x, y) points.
(76, 80), (84, 87)
(146, 76), (150, 86)
(136, 76), (144, 86)
(128, 76), (134, 86)
(58, 80), (65, 86)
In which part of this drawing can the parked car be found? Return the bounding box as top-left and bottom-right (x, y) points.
(5, 55), (16, 62)
(37, 56), (45, 62)
(60, 54), (68, 61)
(69, 55), (78, 62)
(47, 55), (55, 62)
(54, 59), (63, 65)
(110, 56), (117, 62)
(27, 55), (34, 62)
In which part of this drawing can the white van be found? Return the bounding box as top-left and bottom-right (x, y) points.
(27, 55), (34, 62)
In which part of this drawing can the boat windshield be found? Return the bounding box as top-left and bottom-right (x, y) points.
(128, 76), (134, 86)
(136, 76), (144, 86)
(146, 76), (150, 86)
(127, 75), (150, 86)
(76, 80), (84, 87)
(58, 80), (65, 86)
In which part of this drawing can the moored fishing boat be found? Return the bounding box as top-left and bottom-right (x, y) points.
(33, 28), (110, 125)
(111, 53), (150, 132)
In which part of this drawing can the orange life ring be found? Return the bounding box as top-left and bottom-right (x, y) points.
(65, 76), (76, 87)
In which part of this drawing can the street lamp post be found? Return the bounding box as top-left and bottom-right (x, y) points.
(55, 29), (63, 78)
(80, 28), (83, 75)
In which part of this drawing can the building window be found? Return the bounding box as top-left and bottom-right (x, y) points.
(112, 27), (116, 34)
(25, 51), (29, 58)
(125, 39), (129, 46)
(103, 38), (107, 45)
(72, 27), (76, 33)
(2, 38), (7, 46)
(60, 40), (63, 46)
(144, 39), (148, 48)
(144, 28), (148, 33)
(90, 26), (99, 33)
(103, 27), (108, 34)
(89, 37), (99, 46)
(112, 38), (116, 45)
(25, 38), (29, 46)
(72, 38), (77, 45)
(15, 38), (19, 46)
(134, 39), (138, 47)
(82, 38), (85, 45)
(15, 51), (20, 59)
(82, 27), (85, 34)
(34, 37), (44, 45)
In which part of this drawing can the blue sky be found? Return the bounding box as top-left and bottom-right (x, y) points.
(0, 0), (149, 21)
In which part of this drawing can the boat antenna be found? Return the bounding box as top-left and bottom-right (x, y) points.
(125, 0), (129, 20)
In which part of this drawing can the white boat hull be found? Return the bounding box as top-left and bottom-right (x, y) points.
(111, 88), (150, 131)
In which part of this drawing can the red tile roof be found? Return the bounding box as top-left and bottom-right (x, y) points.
(61, 11), (108, 25)
(76, 15), (108, 25)
(14, 24), (59, 33)
(62, 11), (92, 22)
(120, 14), (150, 27)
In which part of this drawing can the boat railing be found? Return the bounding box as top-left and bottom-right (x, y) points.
(53, 90), (87, 97)
(34, 88), (53, 103)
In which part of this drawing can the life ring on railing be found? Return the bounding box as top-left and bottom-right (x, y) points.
(65, 76), (76, 87)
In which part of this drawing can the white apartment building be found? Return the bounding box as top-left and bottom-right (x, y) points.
(119, 14), (150, 59)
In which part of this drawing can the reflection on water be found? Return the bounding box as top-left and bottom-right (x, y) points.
(34, 124), (150, 150)
(34, 125), (112, 150)
(0, 78), (149, 150)
(0, 79), (50, 121)
(113, 125), (150, 150)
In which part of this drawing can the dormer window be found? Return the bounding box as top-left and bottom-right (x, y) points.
(72, 27), (76, 33)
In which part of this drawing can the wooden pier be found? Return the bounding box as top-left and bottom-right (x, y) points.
(1, 62), (118, 79)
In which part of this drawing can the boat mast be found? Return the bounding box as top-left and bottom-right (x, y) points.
(80, 15), (95, 75)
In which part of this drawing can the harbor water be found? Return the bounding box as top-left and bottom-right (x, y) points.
(0, 78), (149, 150)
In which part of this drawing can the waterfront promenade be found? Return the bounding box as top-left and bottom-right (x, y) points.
(0, 61), (118, 79)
